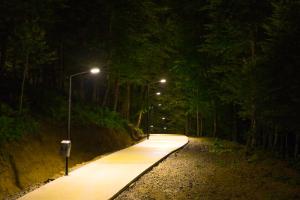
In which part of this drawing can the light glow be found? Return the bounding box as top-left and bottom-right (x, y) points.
(90, 68), (100, 74)
(162, 117), (165, 120)
(160, 79), (166, 83)
(156, 92), (161, 96)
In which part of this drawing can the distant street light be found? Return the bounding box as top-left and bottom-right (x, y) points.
(160, 79), (166, 83)
(64, 67), (100, 176)
(146, 79), (167, 139)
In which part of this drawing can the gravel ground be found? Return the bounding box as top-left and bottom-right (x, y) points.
(115, 137), (300, 200)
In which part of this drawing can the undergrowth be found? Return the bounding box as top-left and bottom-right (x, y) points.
(0, 102), (38, 142)
(1, 92), (130, 142)
(73, 104), (127, 131)
(37, 93), (128, 130)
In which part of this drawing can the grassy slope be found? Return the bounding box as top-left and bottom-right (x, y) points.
(0, 121), (135, 199)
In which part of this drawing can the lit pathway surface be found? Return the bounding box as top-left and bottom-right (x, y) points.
(18, 134), (188, 200)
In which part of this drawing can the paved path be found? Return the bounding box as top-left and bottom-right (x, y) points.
(18, 134), (188, 200)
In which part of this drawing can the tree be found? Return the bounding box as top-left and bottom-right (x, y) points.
(16, 20), (55, 113)
(262, 1), (300, 157)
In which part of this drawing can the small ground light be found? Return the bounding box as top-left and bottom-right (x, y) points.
(158, 103), (162, 106)
(156, 92), (161, 95)
(150, 125), (154, 128)
(162, 117), (166, 120)
(163, 127), (167, 130)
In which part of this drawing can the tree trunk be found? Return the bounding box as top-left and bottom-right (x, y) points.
(250, 104), (257, 148)
(200, 115), (203, 136)
(136, 110), (143, 128)
(248, 29), (257, 149)
(124, 82), (131, 121)
(232, 104), (238, 142)
(12, 55), (18, 81)
(19, 52), (29, 114)
(262, 128), (267, 149)
(285, 134), (289, 158)
(136, 85), (146, 128)
(145, 83), (150, 137)
(295, 134), (299, 159)
(273, 125), (278, 152)
(113, 78), (119, 112)
(92, 78), (98, 103)
(196, 105), (199, 137)
(0, 34), (8, 73)
(79, 78), (85, 101)
(185, 115), (189, 135)
(59, 41), (65, 91)
(212, 107), (217, 137)
(268, 129), (273, 150)
(280, 135), (284, 157)
(102, 75), (110, 107)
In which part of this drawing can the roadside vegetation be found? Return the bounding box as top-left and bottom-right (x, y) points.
(0, 102), (38, 143)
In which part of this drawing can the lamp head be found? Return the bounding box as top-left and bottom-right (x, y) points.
(160, 79), (166, 83)
(90, 68), (100, 74)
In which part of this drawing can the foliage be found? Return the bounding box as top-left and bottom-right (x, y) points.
(0, 0), (300, 159)
(0, 102), (38, 142)
(210, 138), (233, 153)
(261, 1), (300, 132)
(35, 91), (128, 130)
(73, 105), (127, 131)
(34, 91), (68, 122)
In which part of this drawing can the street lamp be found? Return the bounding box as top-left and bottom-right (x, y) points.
(68, 67), (100, 140)
(146, 79), (167, 140)
(64, 67), (100, 176)
(160, 79), (166, 83)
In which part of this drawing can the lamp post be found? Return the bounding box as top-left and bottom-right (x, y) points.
(64, 67), (100, 176)
(146, 79), (166, 139)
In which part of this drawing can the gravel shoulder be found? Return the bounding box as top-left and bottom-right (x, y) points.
(115, 137), (300, 200)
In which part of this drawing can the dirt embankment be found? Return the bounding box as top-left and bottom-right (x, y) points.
(0, 122), (136, 199)
(116, 137), (300, 200)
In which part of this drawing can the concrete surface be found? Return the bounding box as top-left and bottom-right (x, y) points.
(18, 134), (188, 200)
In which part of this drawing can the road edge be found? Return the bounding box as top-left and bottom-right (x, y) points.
(110, 136), (189, 200)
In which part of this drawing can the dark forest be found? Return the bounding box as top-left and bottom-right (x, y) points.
(1, 2), (300, 197)
(1, 0), (300, 157)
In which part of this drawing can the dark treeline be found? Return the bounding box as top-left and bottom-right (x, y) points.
(0, 0), (299, 159)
